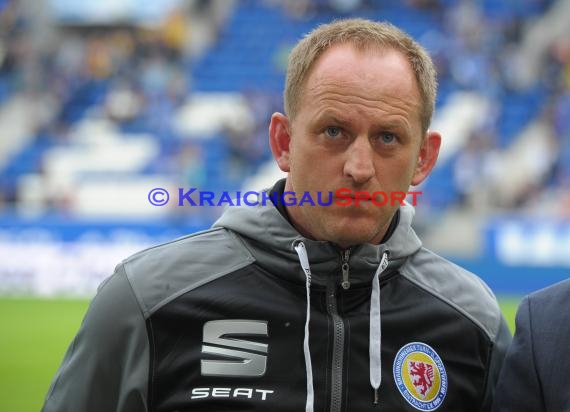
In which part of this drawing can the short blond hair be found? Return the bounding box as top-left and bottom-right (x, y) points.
(284, 18), (437, 133)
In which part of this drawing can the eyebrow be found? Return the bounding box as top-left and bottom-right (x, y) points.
(377, 120), (410, 132)
(316, 112), (352, 127)
(317, 110), (410, 133)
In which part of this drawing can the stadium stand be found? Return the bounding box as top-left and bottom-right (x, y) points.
(0, 0), (568, 296)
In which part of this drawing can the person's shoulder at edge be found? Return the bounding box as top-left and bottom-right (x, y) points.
(527, 277), (570, 305)
(522, 277), (570, 330)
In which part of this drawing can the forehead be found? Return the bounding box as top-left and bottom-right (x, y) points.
(302, 44), (421, 113)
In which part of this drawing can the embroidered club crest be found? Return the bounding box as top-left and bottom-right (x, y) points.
(393, 342), (447, 411)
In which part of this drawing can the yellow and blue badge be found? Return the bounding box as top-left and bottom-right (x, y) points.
(393, 342), (447, 411)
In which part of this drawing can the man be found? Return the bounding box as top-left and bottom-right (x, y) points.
(42, 19), (511, 412)
(492, 278), (570, 412)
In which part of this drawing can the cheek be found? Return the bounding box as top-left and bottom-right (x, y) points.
(288, 136), (308, 166)
(289, 140), (323, 177)
(377, 157), (417, 187)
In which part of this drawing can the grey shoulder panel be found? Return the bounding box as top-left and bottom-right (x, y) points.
(42, 265), (149, 412)
(400, 247), (505, 342)
(122, 227), (256, 318)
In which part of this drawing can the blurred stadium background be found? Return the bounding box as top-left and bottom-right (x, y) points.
(0, 0), (568, 410)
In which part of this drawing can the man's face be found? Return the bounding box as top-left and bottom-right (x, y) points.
(270, 44), (440, 248)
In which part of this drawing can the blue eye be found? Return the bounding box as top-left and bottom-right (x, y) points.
(325, 126), (342, 139)
(379, 133), (396, 144)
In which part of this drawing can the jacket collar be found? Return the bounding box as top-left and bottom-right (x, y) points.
(213, 181), (422, 287)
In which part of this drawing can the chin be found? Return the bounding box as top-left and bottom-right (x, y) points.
(302, 209), (387, 246)
(324, 227), (380, 248)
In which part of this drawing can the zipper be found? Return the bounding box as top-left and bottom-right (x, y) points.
(326, 249), (352, 412)
(326, 275), (344, 412)
(340, 249), (351, 290)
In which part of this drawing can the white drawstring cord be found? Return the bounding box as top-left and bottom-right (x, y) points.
(295, 242), (389, 409)
(294, 241), (314, 412)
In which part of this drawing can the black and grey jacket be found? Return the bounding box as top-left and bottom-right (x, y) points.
(42, 181), (511, 412)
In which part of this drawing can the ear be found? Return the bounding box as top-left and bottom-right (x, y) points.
(411, 130), (441, 186)
(269, 112), (292, 172)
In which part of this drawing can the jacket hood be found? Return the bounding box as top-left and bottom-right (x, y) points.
(213, 185), (422, 286)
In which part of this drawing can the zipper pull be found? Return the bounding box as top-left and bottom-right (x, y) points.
(341, 249), (351, 290)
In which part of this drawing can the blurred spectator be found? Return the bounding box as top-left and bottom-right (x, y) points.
(453, 129), (501, 210)
(223, 90), (278, 179)
(178, 141), (206, 190)
(0, 0), (31, 94)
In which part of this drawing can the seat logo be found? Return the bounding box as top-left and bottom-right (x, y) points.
(201, 320), (269, 377)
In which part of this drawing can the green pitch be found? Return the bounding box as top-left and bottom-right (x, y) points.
(0, 298), (90, 412)
(0, 297), (522, 412)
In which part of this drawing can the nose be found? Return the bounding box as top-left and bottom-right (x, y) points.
(343, 136), (375, 185)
